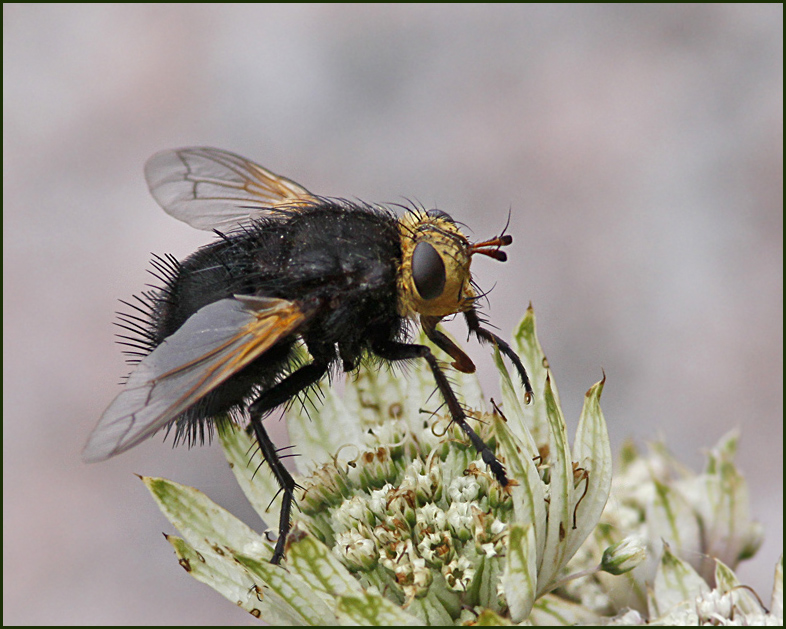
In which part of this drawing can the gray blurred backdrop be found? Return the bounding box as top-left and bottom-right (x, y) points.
(3, 4), (782, 625)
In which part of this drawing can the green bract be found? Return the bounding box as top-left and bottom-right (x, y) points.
(144, 308), (780, 625)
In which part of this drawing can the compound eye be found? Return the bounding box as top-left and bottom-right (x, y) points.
(412, 241), (446, 300)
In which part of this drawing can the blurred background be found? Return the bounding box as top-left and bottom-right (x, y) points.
(3, 4), (782, 624)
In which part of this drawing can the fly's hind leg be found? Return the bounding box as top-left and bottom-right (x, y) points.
(372, 339), (509, 487)
(247, 359), (328, 564)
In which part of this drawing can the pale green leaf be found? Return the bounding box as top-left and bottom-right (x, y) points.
(143, 475), (272, 560)
(474, 608), (514, 625)
(680, 430), (763, 572)
(511, 307), (560, 445)
(647, 480), (701, 560)
(286, 375), (363, 473)
(772, 554), (783, 619)
(704, 430), (739, 475)
(528, 592), (600, 625)
(406, 595), (454, 626)
(341, 330), (484, 441)
(566, 377), (612, 562)
(714, 558), (761, 615)
(501, 523), (538, 623)
(335, 592), (424, 625)
(166, 535), (306, 624)
(536, 375), (573, 594)
(475, 555), (505, 615)
(234, 553), (337, 625)
(492, 413), (546, 565)
(285, 527), (365, 598)
(493, 347), (531, 450)
(648, 544), (709, 618)
(342, 357), (425, 438)
(145, 476), (326, 624)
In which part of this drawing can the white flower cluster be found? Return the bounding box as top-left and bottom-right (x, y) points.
(324, 456), (509, 600)
(143, 309), (780, 625)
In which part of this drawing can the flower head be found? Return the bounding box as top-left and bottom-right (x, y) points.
(143, 307), (778, 625)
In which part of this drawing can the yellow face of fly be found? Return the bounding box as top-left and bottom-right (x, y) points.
(396, 211), (477, 319)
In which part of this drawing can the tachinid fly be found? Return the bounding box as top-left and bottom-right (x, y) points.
(84, 148), (532, 564)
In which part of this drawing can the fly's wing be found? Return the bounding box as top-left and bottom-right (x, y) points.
(145, 147), (319, 231)
(83, 296), (310, 463)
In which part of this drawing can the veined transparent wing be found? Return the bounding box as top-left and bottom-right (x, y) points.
(83, 295), (310, 462)
(145, 147), (319, 231)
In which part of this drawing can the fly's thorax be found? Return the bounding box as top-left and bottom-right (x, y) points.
(396, 210), (477, 318)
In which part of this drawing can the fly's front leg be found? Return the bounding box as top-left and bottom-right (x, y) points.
(372, 339), (508, 487)
(248, 359), (329, 564)
(464, 308), (533, 401)
(421, 315), (476, 374)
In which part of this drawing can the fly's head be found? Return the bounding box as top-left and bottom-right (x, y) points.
(397, 209), (512, 320)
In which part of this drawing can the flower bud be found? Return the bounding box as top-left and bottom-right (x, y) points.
(601, 536), (647, 575)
